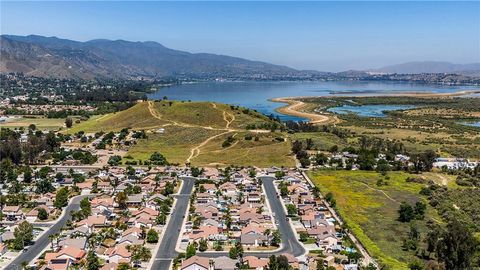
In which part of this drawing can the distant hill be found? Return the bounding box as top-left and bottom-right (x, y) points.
(370, 61), (480, 76)
(0, 34), (304, 80)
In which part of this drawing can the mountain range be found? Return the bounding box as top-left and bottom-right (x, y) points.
(1, 35), (479, 80)
(0, 35), (306, 80)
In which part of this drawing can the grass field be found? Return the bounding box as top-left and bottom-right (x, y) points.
(192, 131), (295, 167)
(308, 170), (442, 269)
(127, 125), (222, 165)
(289, 131), (350, 152)
(0, 116), (79, 130)
(104, 101), (295, 167)
(68, 100), (274, 134)
(68, 103), (168, 133)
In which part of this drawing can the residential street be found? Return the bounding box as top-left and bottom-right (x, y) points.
(195, 176), (305, 258)
(152, 176), (305, 270)
(4, 195), (93, 270)
(151, 177), (196, 270)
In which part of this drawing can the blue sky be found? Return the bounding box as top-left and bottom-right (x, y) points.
(1, 1), (479, 71)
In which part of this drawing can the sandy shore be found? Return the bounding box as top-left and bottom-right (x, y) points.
(271, 97), (333, 124)
(271, 90), (480, 124)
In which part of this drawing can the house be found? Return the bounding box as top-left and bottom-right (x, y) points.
(126, 194), (144, 208)
(213, 256), (237, 270)
(189, 226), (219, 242)
(118, 234), (143, 245)
(45, 246), (86, 264)
(77, 181), (93, 195)
(121, 227), (143, 238)
(58, 237), (88, 250)
(106, 244), (131, 263)
(316, 233), (338, 251)
(97, 182), (114, 193)
(246, 192), (262, 203)
(181, 255), (211, 270)
(3, 205), (24, 221)
(244, 256), (268, 270)
(40, 258), (73, 270)
(76, 215), (107, 231)
(240, 233), (268, 247)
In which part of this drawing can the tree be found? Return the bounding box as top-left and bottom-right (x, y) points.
(408, 260), (424, 270)
(129, 245), (152, 263)
(149, 152), (168, 165)
(54, 187), (69, 209)
(299, 157), (310, 168)
(268, 255), (291, 270)
(325, 192), (336, 207)
(186, 243), (196, 259)
(80, 197), (92, 218)
(299, 231), (309, 242)
(86, 250), (100, 270)
(286, 204), (297, 216)
(117, 263), (131, 270)
(314, 153), (328, 166)
(316, 259), (325, 270)
(37, 208), (48, 220)
(271, 230), (281, 246)
(435, 219), (477, 270)
(398, 202), (415, 222)
(65, 118), (73, 128)
(191, 167), (204, 177)
(116, 192), (127, 209)
(198, 238), (208, 252)
(156, 213), (167, 225)
(13, 221), (33, 250)
(146, 229), (159, 243)
(23, 166), (33, 183)
(162, 181), (175, 196)
(35, 179), (54, 194)
(275, 171), (285, 180)
(414, 201), (426, 220)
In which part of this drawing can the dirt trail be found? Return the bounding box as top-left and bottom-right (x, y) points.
(186, 130), (232, 163)
(223, 111), (235, 129)
(271, 97), (332, 124)
(358, 182), (398, 203)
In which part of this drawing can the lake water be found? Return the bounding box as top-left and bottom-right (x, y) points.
(327, 104), (417, 118)
(148, 81), (478, 121)
(459, 121), (480, 128)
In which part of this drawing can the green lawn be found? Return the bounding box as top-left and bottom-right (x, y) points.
(308, 170), (441, 269)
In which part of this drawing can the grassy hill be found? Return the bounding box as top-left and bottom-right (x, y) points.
(68, 100), (293, 167)
(68, 100), (273, 133)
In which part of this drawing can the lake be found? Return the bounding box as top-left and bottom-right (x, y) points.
(147, 81), (478, 121)
(459, 121), (480, 128)
(327, 104), (417, 118)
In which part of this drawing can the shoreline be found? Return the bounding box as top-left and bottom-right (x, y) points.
(271, 97), (333, 124)
(271, 90), (480, 124)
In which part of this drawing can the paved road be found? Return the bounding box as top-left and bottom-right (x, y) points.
(4, 195), (93, 270)
(151, 177), (196, 270)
